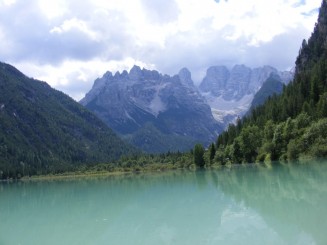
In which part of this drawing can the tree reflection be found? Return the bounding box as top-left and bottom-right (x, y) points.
(209, 160), (327, 244)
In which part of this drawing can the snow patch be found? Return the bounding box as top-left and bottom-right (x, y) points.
(202, 92), (253, 126)
(149, 92), (166, 117)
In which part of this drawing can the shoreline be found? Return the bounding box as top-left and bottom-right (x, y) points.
(2, 159), (322, 182)
(18, 165), (188, 181)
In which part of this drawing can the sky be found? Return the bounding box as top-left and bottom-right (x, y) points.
(0, 0), (322, 100)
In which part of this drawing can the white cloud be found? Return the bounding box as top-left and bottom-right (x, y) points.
(50, 18), (98, 40)
(0, 0), (322, 99)
(15, 57), (154, 100)
(0, 0), (16, 6)
(38, 0), (68, 19)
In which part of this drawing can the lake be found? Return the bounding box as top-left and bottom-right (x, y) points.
(1, 160), (327, 245)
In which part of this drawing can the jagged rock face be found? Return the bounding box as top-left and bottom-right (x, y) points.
(199, 65), (294, 127)
(199, 66), (229, 96)
(178, 67), (194, 87)
(80, 66), (222, 153)
(225, 65), (252, 100)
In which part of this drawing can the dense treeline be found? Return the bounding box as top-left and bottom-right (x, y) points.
(87, 151), (194, 172)
(2, 151), (195, 178)
(211, 0), (327, 164)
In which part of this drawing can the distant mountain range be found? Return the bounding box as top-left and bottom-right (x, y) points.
(199, 65), (293, 126)
(80, 66), (222, 153)
(0, 60), (291, 178)
(81, 64), (293, 153)
(0, 62), (136, 178)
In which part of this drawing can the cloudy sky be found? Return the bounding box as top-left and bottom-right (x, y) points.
(0, 0), (322, 100)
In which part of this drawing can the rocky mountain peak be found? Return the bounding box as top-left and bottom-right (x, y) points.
(178, 67), (194, 86)
(199, 66), (230, 96)
(121, 70), (129, 78)
(199, 64), (294, 127)
(129, 65), (143, 80)
(228, 64), (251, 84)
(142, 68), (161, 80)
(81, 66), (222, 153)
(103, 71), (113, 79)
(81, 71), (113, 105)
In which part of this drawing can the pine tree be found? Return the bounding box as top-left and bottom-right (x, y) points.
(194, 144), (205, 167)
(209, 143), (216, 164)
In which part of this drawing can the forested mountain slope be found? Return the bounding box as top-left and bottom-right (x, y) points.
(0, 62), (136, 178)
(214, 0), (327, 163)
(248, 74), (285, 112)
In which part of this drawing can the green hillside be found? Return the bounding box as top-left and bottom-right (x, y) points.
(214, 0), (327, 164)
(249, 74), (284, 111)
(0, 62), (136, 178)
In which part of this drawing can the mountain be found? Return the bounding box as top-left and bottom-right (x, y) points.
(214, 0), (327, 164)
(199, 65), (293, 127)
(80, 66), (222, 153)
(249, 74), (284, 111)
(0, 62), (136, 178)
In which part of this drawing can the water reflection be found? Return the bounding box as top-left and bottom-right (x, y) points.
(209, 160), (327, 245)
(0, 161), (326, 245)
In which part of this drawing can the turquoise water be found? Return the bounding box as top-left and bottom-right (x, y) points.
(1, 161), (327, 245)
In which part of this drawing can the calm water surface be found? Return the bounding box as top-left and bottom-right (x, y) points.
(1, 160), (327, 245)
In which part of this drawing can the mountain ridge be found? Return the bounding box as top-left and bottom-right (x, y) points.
(0, 62), (136, 178)
(81, 66), (222, 153)
(248, 74), (284, 112)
